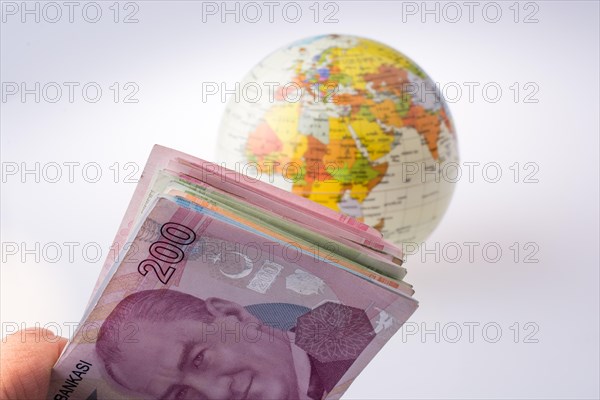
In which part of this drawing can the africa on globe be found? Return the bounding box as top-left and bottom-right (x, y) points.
(217, 34), (459, 245)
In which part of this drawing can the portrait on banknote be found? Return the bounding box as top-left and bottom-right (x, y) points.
(95, 289), (376, 400)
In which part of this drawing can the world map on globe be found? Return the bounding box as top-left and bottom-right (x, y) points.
(217, 34), (459, 245)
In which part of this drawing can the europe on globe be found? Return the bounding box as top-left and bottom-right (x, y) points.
(217, 34), (459, 246)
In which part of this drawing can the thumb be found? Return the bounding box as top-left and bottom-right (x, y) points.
(0, 328), (68, 400)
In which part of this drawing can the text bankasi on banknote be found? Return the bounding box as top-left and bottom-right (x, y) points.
(48, 145), (418, 400)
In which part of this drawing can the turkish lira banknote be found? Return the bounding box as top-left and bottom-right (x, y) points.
(48, 146), (417, 400)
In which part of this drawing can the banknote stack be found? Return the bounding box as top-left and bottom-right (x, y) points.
(48, 145), (418, 400)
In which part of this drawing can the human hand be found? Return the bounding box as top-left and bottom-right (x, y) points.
(1, 328), (67, 400)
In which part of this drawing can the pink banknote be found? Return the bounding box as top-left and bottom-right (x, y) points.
(49, 195), (417, 400)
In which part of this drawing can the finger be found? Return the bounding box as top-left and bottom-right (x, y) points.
(0, 328), (68, 400)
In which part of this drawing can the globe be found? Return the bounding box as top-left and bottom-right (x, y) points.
(217, 34), (459, 245)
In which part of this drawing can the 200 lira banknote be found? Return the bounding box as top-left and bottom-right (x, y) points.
(48, 146), (417, 400)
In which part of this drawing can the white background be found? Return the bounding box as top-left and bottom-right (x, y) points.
(1, 1), (599, 398)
